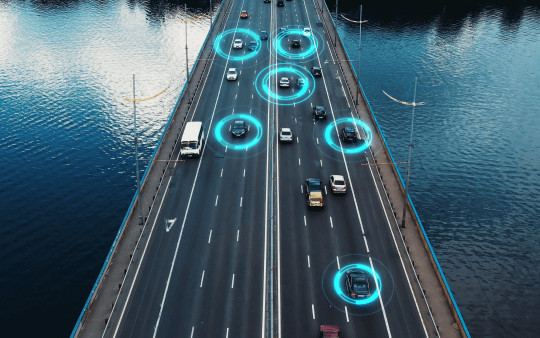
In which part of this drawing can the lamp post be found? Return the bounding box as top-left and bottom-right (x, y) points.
(383, 78), (425, 228)
(185, 4), (191, 104)
(334, 0), (338, 47)
(132, 74), (143, 225)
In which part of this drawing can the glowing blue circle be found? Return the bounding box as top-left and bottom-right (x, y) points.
(273, 28), (319, 60)
(324, 117), (373, 154)
(255, 63), (315, 105)
(214, 114), (263, 150)
(333, 263), (382, 306)
(214, 28), (262, 61)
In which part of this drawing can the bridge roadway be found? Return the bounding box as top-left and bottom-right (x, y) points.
(101, 0), (430, 337)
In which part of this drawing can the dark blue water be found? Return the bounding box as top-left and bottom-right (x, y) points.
(0, 0), (538, 337)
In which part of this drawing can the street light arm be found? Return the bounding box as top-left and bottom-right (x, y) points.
(382, 90), (425, 106)
(340, 14), (368, 24)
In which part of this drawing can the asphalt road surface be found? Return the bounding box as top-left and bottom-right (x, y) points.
(107, 0), (428, 337)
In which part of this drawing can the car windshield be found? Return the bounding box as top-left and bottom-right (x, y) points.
(334, 180), (345, 186)
(228, 70), (235, 74)
(234, 122), (244, 128)
(235, 39), (241, 43)
(310, 182), (321, 190)
(242, 10), (247, 13)
(281, 78), (288, 82)
(345, 130), (355, 136)
(282, 131), (291, 135)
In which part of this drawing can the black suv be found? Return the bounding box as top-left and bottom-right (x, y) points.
(313, 106), (327, 120)
(341, 127), (358, 142)
(277, 0), (284, 6)
(260, 30), (268, 40)
(291, 39), (301, 48)
(311, 66), (322, 76)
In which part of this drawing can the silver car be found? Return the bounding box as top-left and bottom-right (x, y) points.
(279, 128), (293, 143)
(279, 77), (290, 87)
(329, 175), (347, 194)
(233, 39), (243, 49)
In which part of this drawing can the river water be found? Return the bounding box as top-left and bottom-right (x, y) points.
(0, 0), (538, 337)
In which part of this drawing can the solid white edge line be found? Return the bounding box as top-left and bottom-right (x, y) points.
(200, 270), (205, 287)
(370, 257), (392, 337)
(364, 236), (369, 252)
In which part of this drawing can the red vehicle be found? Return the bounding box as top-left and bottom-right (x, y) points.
(320, 325), (341, 337)
(240, 10), (248, 18)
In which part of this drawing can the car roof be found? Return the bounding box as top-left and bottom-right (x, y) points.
(281, 77), (288, 80)
(312, 66), (321, 69)
(234, 120), (245, 124)
(331, 175), (345, 181)
(241, 10), (247, 12)
(307, 178), (321, 183)
(235, 39), (242, 41)
(281, 128), (291, 132)
(229, 68), (236, 71)
(315, 105), (325, 109)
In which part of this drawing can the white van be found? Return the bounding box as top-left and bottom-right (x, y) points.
(180, 122), (204, 158)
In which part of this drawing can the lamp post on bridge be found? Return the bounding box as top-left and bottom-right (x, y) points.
(185, 3), (191, 104)
(132, 74), (143, 225)
(383, 78), (425, 228)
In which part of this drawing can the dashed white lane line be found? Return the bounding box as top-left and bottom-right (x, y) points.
(297, 137), (299, 143)
(312, 304), (315, 319)
(243, 169), (246, 177)
(240, 197), (243, 207)
(237, 230), (239, 241)
(320, 159), (323, 167)
(200, 270), (205, 287)
(307, 255), (310, 268)
(345, 306), (350, 322)
(364, 236), (370, 252)
(220, 168), (223, 177)
(301, 185), (303, 193)
(295, 117), (297, 123)
(215, 195), (219, 206)
(330, 217), (333, 228)
(232, 108), (235, 114)
(370, 256), (392, 336)
(304, 215), (306, 226)
(225, 146), (228, 152)
(316, 137), (319, 144)
(235, 94), (237, 99)
(208, 230), (212, 243)
(324, 186), (327, 195)
(298, 158), (301, 166)
(226, 328), (229, 338)
(336, 256), (341, 270)
(231, 274), (235, 288)
(190, 327), (194, 338)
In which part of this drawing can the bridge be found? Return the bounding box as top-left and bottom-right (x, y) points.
(71, 0), (470, 337)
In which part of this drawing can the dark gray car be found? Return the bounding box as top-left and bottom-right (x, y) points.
(345, 268), (370, 298)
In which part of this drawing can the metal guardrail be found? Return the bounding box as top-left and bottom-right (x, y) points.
(69, 1), (230, 337)
(314, 1), (471, 336)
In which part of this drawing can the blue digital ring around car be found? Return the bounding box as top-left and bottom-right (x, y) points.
(214, 28), (262, 61)
(324, 117), (373, 154)
(272, 26), (324, 62)
(334, 263), (382, 306)
(255, 63), (315, 105)
(214, 114), (263, 150)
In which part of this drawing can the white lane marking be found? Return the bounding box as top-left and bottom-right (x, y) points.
(215, 195), (219, 206)
(200, 270), (205, 287)
(238, 81), (240, 86)
(252, 94), (254, 98)
(298, 158), (301, 166)
(345, 306), (349, 322)
(370, 257), (392, 337)
(311, 102), (313, 107)
(296, 137), (299, 143)
(208, 230), (212, 243)
(324, 186), (327, 195)
(316, 138), (319, 144)
(336, 256), (340, 270)
(301, 185), (303, 193)
(304, 215), (306, 226)
(226, 328), (229, 338)
(240, 197), (243, 207)
(243, 169), (246, 177)
(221, 168), (223, 177)
(307, 255), (310, 268)
(250, 108), (252, 114)
(235, 94), (237, 99)
(229, 125), (232, 131)
(312, 304), (315, 319)
(191, 326), (194, 338)
(320, 159), (323, 167)
(364, 236), (370, 252)
(165, 218), (177, 232)
(225, 146), (228, 152)
(237, 230), (240, 241)
(294, 102), (295, 107)
(330, 217), (333, 228)
(295, 117), (297, 123)
(232, 108), (235, 114)
(231, 274), (235, 288)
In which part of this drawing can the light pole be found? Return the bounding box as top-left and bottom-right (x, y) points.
(334, 0), (338, 46)
(383, 78), (425, 228)
(132, 74), (143, 225)
(185, 4), (191, 104)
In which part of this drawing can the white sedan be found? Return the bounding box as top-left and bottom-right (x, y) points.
(279, 77), (290, 87)
(329, 175), (347, 194)
(233, 39), (243, 49)
(279, 128), (293, 143)
(227, 68), (238, 80)
(303, 27), (311, 36)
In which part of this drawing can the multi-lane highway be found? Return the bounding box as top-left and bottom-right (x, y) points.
(104, 0), (429, 337)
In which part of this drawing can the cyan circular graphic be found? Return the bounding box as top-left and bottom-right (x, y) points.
(214, 28), (262, 61)
(272, 26), (324, 62)
(255, 63), (315, 105)
(214, 114), (263, 150)
(321, 254), (394, 316)
(334, 264), (381, 305)
(324, 117), (373, 154)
